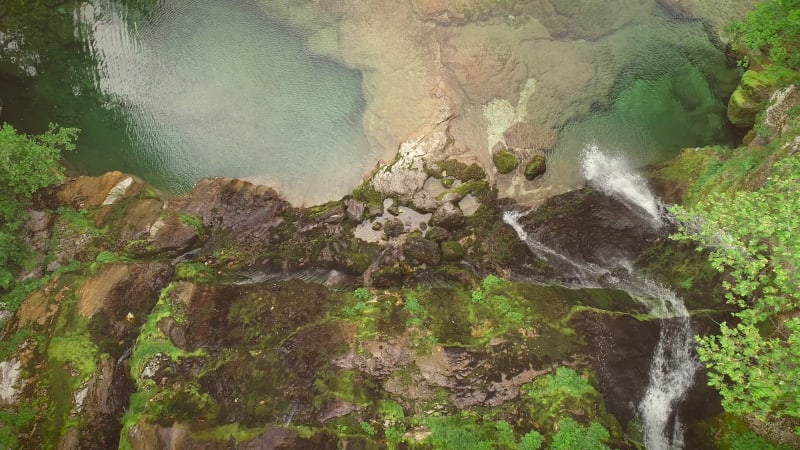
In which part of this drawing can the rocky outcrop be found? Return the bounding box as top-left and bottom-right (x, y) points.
(167, 177), (289, 247)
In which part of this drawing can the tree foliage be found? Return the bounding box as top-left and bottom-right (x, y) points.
(729, 0), (800, 69)
(671, 154), (800, 426)
(0, 123), (78, 289)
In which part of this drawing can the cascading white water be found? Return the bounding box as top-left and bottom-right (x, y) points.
(502, 210), (607, 286)
(581, 144), (664, 227)
(504, 147), (699, 449)
(635, 279), (699, 450)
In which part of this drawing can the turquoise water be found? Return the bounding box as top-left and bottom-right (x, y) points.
(0, 0), (371, 205)
(0, 1), (741, 205)
(544, 13), (741, 188)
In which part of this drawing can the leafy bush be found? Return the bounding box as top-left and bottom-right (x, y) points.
(0, 123), (78, 289)
(550, 418), (610, 450)
(672, 154), (800, 427)
(729, 0), (800, 69)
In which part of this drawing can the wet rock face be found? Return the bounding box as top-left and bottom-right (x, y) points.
(519, 188), (663, 266)
(571, 311), (658, 426)
(70, 357), (136, 449)
(168, 178), (289, 248)
(87, 263), (174, 358)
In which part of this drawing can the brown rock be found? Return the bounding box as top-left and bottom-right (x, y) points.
(168, 178), (289, 247)
(431, 202), (464, 230)
(58, 172), (141, 208)
(151, 214), (199, 254)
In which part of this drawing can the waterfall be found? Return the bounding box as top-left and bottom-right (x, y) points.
(503, 147), (700, 449)
(581, 144), (664, 227)
(502, 210), (607, 286)
(636, 282), (699, 450)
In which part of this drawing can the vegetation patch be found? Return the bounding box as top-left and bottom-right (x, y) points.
(493, 150), (519, 174)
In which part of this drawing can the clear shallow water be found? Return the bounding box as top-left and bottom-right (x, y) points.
(1, 0), (371, 205)
(0, 0), (741, 207)
(536, 11), (741, 194)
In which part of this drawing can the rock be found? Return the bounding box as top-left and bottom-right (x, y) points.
(76, 357), (136, 449)
(441, 241), (465, 261)
(168, 178), (289, 248)
(425, 226), (451, 242)
(150, 215), (198, 254)
(402, 236), (442, 266)
(371, 221), (383, 231)
(58, 172), (142, 208)
(763, 84), (800, 138)
(517, 189), (662, 268)
(343, 197), (366, 223)
(504, 122), (558, 150)
(524, 155), (547, 181)
(431, 202), (464, 230)
(492, 149), (518, 174)
(383, 219), (405, 238)
(728, 69), (797, 129)
(370, 130), (449, 202)
(0, 359), (23, 405)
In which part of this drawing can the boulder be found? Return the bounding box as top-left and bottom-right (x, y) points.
(343, 197), (365, 222)
(425, 226), (451, 242)
(492, 150), (518, 174)
(383, 219), (405, 238)
(524, 155), (547, 181)
(431, 202), (465, 230)
(168, 178), (289, 248)
(402, 236), (442, 266)
(441, 241), (465, 261)
(150, 215), (199, 254)
(58, 172), (141, 208)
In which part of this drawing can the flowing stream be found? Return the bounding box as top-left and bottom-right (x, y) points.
(504, 146), (699, 449)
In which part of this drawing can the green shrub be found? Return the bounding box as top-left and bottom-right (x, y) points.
(0, 123), (78, 289)
(550, 418), (610, 450)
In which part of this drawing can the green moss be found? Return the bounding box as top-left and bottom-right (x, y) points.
(352, 182), (384, 207)
(728, 66), (800, 128)
(436, 180), (491, 201)
(174, 261), (214, 283)
(129, 284), (204, 379)
(431, 160), (487, 181)
(176, 212), (204, 232)
(524, 155), (547, 180)
(0, 329), (35, 361)
(521, 367), (619, 440)
(124, 239), (157, 258)
(48, 336), (99, 379)
(0, 275), (51, 313)
(191, 423), (266, 444)
(441, 241), (465, 261)
(493, 150), (519, 174)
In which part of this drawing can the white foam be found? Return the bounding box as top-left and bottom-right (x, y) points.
(581, 144), (663, 226)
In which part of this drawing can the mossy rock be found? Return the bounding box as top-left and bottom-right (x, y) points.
(441, 241), (465, 261)
(524, 155), (547, 181)
(728, 66), (799, 128)
(430, 160), (486, 181)
(492, 150), (519, 174)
